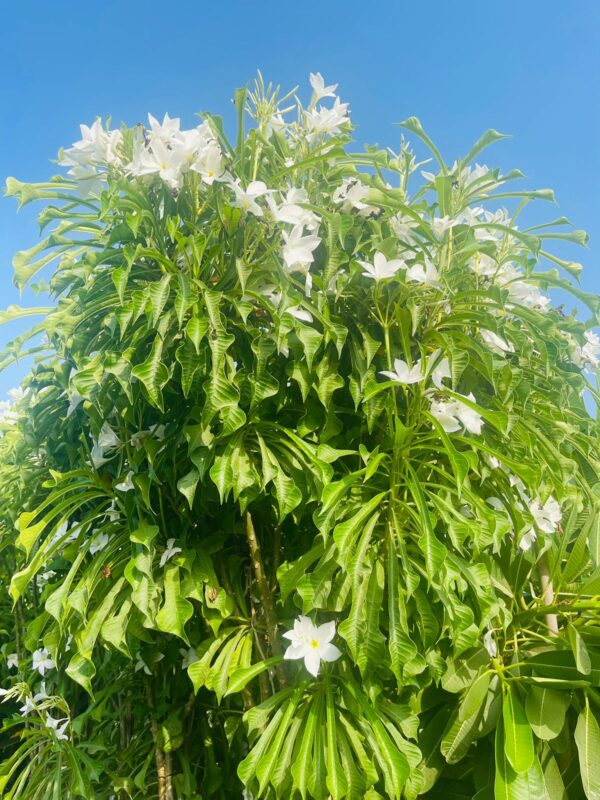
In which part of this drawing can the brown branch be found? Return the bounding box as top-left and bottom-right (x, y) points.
(245, 511), (286, 687)
(537, 551), (559, 635)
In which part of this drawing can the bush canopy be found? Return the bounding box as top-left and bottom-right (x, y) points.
(1, 72), (600, 799)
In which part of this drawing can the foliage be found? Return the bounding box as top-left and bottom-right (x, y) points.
(1, 71), (600, 799)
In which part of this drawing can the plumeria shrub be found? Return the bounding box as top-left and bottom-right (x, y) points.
(1, 71), (600, 799)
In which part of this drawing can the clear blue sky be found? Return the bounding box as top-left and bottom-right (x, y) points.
(1, 0), (598, 396)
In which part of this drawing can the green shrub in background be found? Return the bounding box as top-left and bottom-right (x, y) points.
(1, 72), (600, 799)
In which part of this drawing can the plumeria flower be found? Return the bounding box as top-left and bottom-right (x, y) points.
(89, 532), (110, 555)
(267, 188), (320, 230)
(284, 306), (314, 323)
(190, 140), (228, 184)
(483, 630), (498, 658)
(572, 330), (600, 368)
(380, 358), (425, 384)
(282, 225), (321, 274)
(115, 471), (135, 492)
(332, 178), (373, 216)
(129, 138), (186, 190)
(431, 356), (451, 389)
(6, 653), (18, 670)
(135, 653), (152, 676)
(459, 162), (491, 187)
(358, 252), (406, 281)
(481, 329), (514, 355)
(160, 538), (182, 568)
(304, 98), (350, 138)
(406, 259), (439, 285)
(147, 113), (181, 145)
(283, 616), (342, 677)
(45, 714), (69, 741)
(430, 393), (484, 435)
(135, 652), (164, 675)
(390, 212), (420, 244)
(180, 647), (199, 670)
(432, 216), (460, 238)
(530, 496), (561, 534)
(309, 72), (338, 102)
(519, 528), (537, 552)
(468, 253), (498, 277)
(230, 180), (271, 216)
(32, 648), (55, 677)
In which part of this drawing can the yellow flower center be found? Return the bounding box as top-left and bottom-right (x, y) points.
(310, 639), (319, 649)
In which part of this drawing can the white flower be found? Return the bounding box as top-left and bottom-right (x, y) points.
(282, 226), (321, 274)
(380, 358), (425, 384)
(267, 188), (320, 230)
(180, 647), (199, 670)
(89, 532), (110, 555)
(115, 471), (135, 492)
(431, 356), (451, 389)
(190, 140), (227, 185)
(283, 616), (342, 677)
(45, 714), (69, 741)
(453, 393), (484, 434)
(468, 253), (498, 277)
(147, 113), (181, 145)
(309, 72), (338, 102)
(481, 330), (514, 355)
(129, 138), (186, 190)
(32, 648), (55, 677)
(304, 98), (350, 138)
(432, 216), (460, 238)
(160, 538), (182, 568)
(582, 331), (600, 365)
(230, 180), (270, 216)
(285, 306), (314, 323)
(39, 570), (57, 583)
(135, 653), (152, 676)
(406, 258), (439, 285)
(483, 630), (498, 658)
(390, 213), (420, 244)
(6, 653), (18, 670)
(332, 178), (373, 216)
(460, 163), (491, 188)
(519, 528), (537, 552)
(358, 252), (406, 281)
(530, 496), (561, 534)
(430, 393), (483, 435)
(573, 330), (600, 368)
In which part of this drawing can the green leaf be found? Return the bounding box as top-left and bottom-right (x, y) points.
(131, 335), (170, 410)
(575, 703), (600, 800)
(503, 684), (535, 774)
(525, 687), (570, 741)
(156, 563), (193, 643)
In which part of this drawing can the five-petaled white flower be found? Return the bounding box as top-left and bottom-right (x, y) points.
(160, 538), (182, 568)
(230, 180), (271, 216)
(483, 630), (498, 658)
(481, 329), (514, 355)
(32, 648), (55, 677)
(89, 532), (110, 555)
(380, 358), (425, 384)
(358, 252), (406, 281)
(180, 647), (199, 670)
(430, 393), (484, 435)
(309, 72), (338, 102)
(45, 714), (69, 741)
(115, 471), (135, 492)
(530, 496), (561, 534)
(282, 225), (321, 274)
(283, 616), (342, 677)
